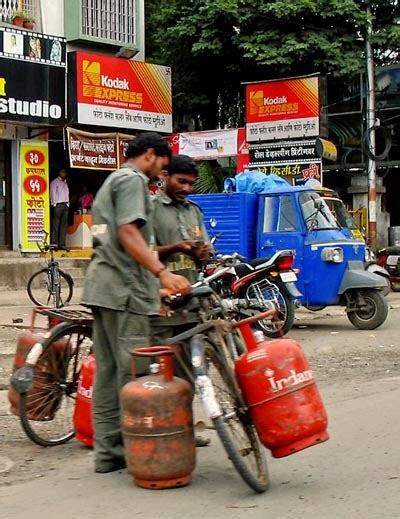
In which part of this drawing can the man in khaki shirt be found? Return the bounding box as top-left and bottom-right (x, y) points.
(151, 155), (212, 446)
(152, 154), (212, 334)
(81, 134), (191, 474)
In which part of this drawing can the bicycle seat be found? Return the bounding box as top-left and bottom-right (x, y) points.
(45, 244), (59, 251)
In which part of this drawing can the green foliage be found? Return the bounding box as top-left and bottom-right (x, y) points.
(146, 0), (400, 130)
(194, 161), (226, 193)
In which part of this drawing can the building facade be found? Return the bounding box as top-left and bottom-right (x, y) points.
(0, 0), (151, 251)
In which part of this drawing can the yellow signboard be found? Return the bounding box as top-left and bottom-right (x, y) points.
(20, 141), (50, 252)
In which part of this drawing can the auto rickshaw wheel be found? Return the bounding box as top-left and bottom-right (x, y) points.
(347, 290), (388, 330)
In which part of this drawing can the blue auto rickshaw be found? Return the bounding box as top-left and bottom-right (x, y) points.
(256, 184), (388, 329)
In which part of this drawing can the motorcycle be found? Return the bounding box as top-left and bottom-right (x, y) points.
(364, 246), (391, 296)
(199, 249), (300, 338)
(376, 246), (400, 292)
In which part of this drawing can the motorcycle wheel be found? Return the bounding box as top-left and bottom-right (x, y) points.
(245, 279), (295, 338)
(347, 290), (388, 330)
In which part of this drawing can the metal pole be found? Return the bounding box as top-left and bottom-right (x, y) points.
(365, 1), (377, 250)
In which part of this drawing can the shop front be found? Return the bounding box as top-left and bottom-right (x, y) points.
(0, 26), (66, 251)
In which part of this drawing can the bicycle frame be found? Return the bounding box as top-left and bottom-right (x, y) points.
(163, 315), (267, 421)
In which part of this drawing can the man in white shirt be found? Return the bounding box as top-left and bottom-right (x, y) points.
(50, 168), (69, 250)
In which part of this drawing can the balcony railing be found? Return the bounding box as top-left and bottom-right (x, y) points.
(0, 0), (40, 29)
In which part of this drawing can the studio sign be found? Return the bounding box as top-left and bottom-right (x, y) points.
(0, 78), (62, 120)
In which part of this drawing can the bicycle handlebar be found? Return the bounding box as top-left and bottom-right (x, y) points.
(36, 229), (53, 254)
(232, 310), (276, 329)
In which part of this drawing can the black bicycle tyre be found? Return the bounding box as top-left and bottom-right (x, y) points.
(27, 268), (74, 307)
(203, 342), (269, 493)
(19, 323), (92, 447)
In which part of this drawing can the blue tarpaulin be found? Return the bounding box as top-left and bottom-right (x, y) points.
(224, 171), (290, 194)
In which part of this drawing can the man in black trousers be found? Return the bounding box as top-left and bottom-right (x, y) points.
(50, 168), (69, 250)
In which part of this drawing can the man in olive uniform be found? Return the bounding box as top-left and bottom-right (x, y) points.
(81, 133), (191, 474)
(151, 154), (212, 347)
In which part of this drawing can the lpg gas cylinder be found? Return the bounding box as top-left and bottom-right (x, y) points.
(8, 308), (67, 419)
(235, 320), (329, 458)
(121, 346), (195, 489)
(8, 329), (43, 416)
(73, 353), (95, 447)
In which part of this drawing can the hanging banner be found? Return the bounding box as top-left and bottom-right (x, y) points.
(178, 129), (238, 159)
(67, 128), (134, 170)
(20, 141), (50, 252)
(68, 51), (172, 132)
(245, 76), (320, 142)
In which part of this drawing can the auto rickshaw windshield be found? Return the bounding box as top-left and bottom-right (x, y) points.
(300, 192), (339, 231)
(324, 198), (359, 230)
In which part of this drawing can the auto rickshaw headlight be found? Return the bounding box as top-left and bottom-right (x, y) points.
(321, 247), (343, 263)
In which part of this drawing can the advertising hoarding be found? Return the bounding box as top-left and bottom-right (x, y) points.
(0, 26), (66, 66)
(249, 140), (319, 167)
(67, 128), (135, 170)
(20, 141), (50, 252)
(0, 55), (66, 125)
(246, 76), (320, 142)
(68, 52), (172, 132)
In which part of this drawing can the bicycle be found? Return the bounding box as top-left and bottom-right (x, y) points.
(162, 287), (270, 493)
(12, 289), (271, 492)
(27, 230), (74, 308)
(12, 309), (93, 446)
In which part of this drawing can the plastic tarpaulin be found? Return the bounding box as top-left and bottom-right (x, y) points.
(224, 171), (289, 193)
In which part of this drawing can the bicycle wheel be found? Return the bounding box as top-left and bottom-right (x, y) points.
(19, 323), (92, 446)
(27, 268), (74, 308)
(56, 269), (74, 308)
(203, 340), (269, 493)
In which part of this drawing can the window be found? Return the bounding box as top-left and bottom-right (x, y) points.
(81, 0), (136, 46)
(263, 195), (298, 233)
(299, 192), (339, 231)
(0, 0), (40, 27)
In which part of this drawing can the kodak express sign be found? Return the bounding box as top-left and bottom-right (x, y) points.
(68, 51), (172, 132)
(246, 76), (320, 142)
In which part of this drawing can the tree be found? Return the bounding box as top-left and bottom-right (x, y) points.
(145, 0), (400, 130)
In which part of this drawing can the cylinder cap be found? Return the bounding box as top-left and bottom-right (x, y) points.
(149, 363), (160, 374)
(253, 331), (265, 343)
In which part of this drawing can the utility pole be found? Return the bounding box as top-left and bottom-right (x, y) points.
(365, 0), (377, 250)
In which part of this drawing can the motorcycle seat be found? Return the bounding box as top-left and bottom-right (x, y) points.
(380, 246), (400, 256)
(250, 256), (272, 269)
(235, 255), (281, 278)
(234, 263), (254, 278)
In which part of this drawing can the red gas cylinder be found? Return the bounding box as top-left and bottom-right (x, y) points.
(73, 353), (95, 447)
(234, 317), (329, 458)
(121, 346), (195, 489)
(8, 308), (67, 419)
